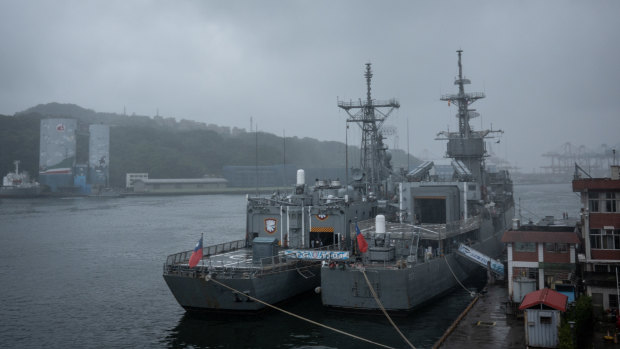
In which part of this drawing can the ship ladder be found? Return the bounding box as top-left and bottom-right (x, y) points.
(204, 275), (397, 349)
(296, 267), (315, 279)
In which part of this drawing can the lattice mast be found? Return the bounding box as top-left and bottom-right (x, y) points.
(437, 50), (503, 181)
(338, 63), (400, 195)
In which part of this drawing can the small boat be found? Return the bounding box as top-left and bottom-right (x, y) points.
(0, 160), (41, 198)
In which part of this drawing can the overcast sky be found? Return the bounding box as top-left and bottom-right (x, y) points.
(1, 1), (619, 171)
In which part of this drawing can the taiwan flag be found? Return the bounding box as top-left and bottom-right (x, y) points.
(188, 236), (203, 268)
(355, 223), (368, 253)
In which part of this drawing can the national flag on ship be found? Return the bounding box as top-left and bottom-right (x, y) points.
(188, 235), (203, 268)
(355, 223), (368, 253)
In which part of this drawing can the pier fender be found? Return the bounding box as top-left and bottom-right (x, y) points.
(314, 286), (321, 294)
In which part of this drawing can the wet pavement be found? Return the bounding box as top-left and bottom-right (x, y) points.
(437, 283), (524, 348)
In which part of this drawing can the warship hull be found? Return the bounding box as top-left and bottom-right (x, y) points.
(320, 214), (512, 312)
(163, 257), (320, 313)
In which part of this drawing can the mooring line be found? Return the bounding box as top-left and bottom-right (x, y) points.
(205, 275), (396, 349)
(360, 269), (416, 349)
(443, 255), (476, 297)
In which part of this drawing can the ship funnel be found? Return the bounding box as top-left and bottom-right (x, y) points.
(375, 215), (386, 234)
(512, 218), (521, 230)
(296, 169), (305, 186)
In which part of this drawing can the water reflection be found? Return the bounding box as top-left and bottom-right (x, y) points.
(164, 271), (486, 349)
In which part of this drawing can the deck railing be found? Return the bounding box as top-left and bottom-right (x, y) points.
(164, 239), (247, 267)
(163, 241), (329, 279)
(355, 215), (481, 240)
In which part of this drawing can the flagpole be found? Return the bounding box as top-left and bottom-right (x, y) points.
(201, 233), (204, 268)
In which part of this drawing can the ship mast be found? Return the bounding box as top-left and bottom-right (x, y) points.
(338, 63), (400, 196)
(437, 50), (503, 181)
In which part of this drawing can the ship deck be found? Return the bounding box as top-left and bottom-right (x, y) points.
(175, 247), (312, 275)
(194, 248), (256, 269)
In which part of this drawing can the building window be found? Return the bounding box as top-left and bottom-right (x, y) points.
(515, 242), (536, 252)
(589, 192), (600, 212)
(593, 229), (620, 250)
(590, 229), (602, 249)
(545, 242), (555, 252)
(594, 264), (609, 272)
(610, 294), (619, 309)
(540, 315), (552, 324)
(545, 242), (568, 253)
(606, 192), (618, 213)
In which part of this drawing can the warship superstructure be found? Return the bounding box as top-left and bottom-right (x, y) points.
(319, 50), (515, 312)
(163, 64), (399, 313)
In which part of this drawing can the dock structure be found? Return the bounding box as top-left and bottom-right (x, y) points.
(434, 283), (524, 349)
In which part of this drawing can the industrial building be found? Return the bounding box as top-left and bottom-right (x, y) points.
(88, 124), (110, 187)
(132, 178), (227, 194)
(39, 118), (77, 192)
(38, 119), (110, 194)
(126, 173), (149, 189)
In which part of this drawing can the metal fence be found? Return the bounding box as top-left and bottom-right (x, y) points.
(355, 215), (481, 240)
(163, 240), (324, 279)
(164, 239), (247, 267)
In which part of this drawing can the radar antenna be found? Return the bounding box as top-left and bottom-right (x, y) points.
(436, 50), (503, 181)
(338, 63), (400, 195)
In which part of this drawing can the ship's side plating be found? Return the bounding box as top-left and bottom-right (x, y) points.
(320, 218), (506, 311)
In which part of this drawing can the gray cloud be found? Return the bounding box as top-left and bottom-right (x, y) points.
(1, 0), (618, 171)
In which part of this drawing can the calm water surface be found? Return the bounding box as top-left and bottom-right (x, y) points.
(0, 183), (580, 348)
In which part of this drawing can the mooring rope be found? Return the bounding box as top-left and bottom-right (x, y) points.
(205, 275), (396, 349)
(360, 269), (416, 349)
(443, 255), (476, 297)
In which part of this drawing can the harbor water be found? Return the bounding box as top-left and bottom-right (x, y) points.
(0, 183), (581, 348)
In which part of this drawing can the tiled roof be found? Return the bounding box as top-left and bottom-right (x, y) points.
(519, 288), (568, 312)
(501, 230), (579, 244)
(573, 178), (620, 191)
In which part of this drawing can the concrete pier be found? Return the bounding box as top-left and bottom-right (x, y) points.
(435, 283), (524, 348)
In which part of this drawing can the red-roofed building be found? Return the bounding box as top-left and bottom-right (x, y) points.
(519, 288), (568, 348)
(502, 227), (579, 303)
(519, 288), (568, 312)
(573, 165), (620, 311)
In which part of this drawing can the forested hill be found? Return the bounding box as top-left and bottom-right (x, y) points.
(1, 103), (419, 187)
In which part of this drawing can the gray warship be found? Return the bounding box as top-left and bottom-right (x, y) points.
(319, 50), (515, 312)
(163, 64), (399, 313)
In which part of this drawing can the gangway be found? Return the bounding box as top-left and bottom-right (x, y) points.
(457, 243), (504, 279)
